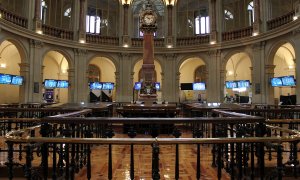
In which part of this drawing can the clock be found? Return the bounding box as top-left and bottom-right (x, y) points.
(144, 14), (155, 25)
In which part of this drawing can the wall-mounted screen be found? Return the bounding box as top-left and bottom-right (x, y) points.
(134, 82), (142, 90)
(11, 75), (24, 85)
(44, 79), (57, 89)
(281, 76), (296, 86)
(237, 80), (250, 88)
(180, 83), (193, 90)
(270, 77), (283, 87)
(89, 82), (102, 90)
(225, 81), (237, 89)
(0, 74), (12, 84)
(193, 82), (206, 90)
(102, 82), (114, 90)
(56, 80), (69, 88)
(154, 82), (160, 90)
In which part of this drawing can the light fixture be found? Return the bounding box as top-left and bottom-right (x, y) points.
(79, 39), (85, 43)
(61, 68), (67, 74)
(0, 63), (6, 68)
(0, 13), (2, 18)
(123, 44), (129, 48)
(288, 65), (294, 69)
(228, 71), (233, 75)
(36, 30), (43, 34)
(210, 41), (216, 45)
(252, 32), (258, 36)
(294, 16), (299, 20)
(166, 45), (173, 48)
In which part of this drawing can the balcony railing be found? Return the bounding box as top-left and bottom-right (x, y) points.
(176, 35), (210, 46)
(42, 24), (74, 40)
(86, 34), (119, 46)
(131, 38), (165, 47)
(267, 11), (295, 30)
(0, 6), (27, 28)
(222, 26), (253, 41)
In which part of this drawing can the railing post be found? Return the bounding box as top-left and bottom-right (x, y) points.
(255, 122), (267, 180)
(85, 127), (94, 180)
(173, 127), (182, 180)
(24, 144), (33, 180)
(6, 141), (14, 180)
(193, 128), (202, 180)
(105, 125), (115, 180)
(277, 144), (283, 180)
(152, 141), (160, 180)
(40, 122), (52, 180)
(128, 126), (137, 180)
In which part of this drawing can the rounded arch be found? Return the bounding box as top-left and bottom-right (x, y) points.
(87, 54), (118, 73)
(177, 54), (209, 72)
(132, 59), (163, 83)
(267, 39), (296, 65)
(222, 49), (253, 71)
(42, 48), (74, 69)
(0, 37), (28, 63)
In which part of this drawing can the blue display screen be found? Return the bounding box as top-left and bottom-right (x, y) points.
(44, 79), (58, 89)
(56, 80), (69, 88)
(193, 82), (206, 90)
(154, 82), (160, 90)
(281, 76), (295, 86)
(102, 82), (114, 90)
(225, 81), (237, 89)
(270, 77), (283, 87)
(134, 82), (142, 90)
(237, 80), (250, 88)
(0, 74), (12, 84)
(89, 82), (103, 90)
(11, 75), (23, 85)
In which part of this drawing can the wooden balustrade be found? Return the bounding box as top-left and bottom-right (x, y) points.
(176, 35), (210, 46)
(131, 38), (165, 47)
(222, 26), (253, 41)
(0, 6), (27, 28)
(267, 11), (295, 30)
(42, 24), (74, 40)
(86, 34), (119, 45)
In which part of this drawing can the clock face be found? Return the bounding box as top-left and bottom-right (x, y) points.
(144, 14), (155, 25)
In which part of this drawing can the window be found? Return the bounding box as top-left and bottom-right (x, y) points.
(41, 0), (47, 24)
(64, 8), (71, 18)
(248, 1), (254, 25)
(195, 9), (210, 35)
(224, 9), (233, 20)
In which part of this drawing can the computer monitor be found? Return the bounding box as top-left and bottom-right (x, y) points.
(89, 82), (103, 90)
(11, 75), (24, 85)
(134, 82), (142, 90)
(225, 81), (237, 89)
(102, 82), (114, 90)
(281, 76), (296, 86)
(270, 77), (283, 87)
(237, 80), (250, 88)
(56, 80), (69, 88)
(0, 74), (12, 84)
(44, 79), (57, 89)
(193, 82), (206, 90)
(154, 82), (160, 90)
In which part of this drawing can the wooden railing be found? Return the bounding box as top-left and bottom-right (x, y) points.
(222, 26), (253, 41)
(42, 24), (73, 40)
(0, 6), (27, 28)
(131, 38), (165, 47)
(86, 34), (119, 45)
(176, 35), (210, 46)
(267, 11), (295, 30)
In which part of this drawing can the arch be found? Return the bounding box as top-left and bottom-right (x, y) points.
(0, 37), (28, 63)
(87, 54), (118, 73)
(222, 49), (253, 71)
(42, 48), (74, 69)
(177, 54), (209, 72)
(267, 39), (296, 66)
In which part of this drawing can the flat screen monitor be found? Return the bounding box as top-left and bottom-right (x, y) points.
(56, 80), (69, 88)
(193, 82), (206, 90)
(180, 83), (193, 90)
(44, 79), (57, 89)
(154, 82), (160, 90)
(89, 82), (102, 90)
(134, 82), (142, 90)
(281, 76), (296, 86)
(237, 80), (250, 88)
(270, 77), (283, 87)
(11, 75), (23, 85)
(102, 82), (114, 90)
(0, 74), (12, 84)
(225, 81), (237, 89)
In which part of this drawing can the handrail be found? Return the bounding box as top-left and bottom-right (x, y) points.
(48, 109), (92, 117)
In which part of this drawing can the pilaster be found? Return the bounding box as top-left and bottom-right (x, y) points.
(207, 50), (221, 102)
(33, 0), (42, 33)
(19, 62), (30, 103)
(74, 48), (88, 103)
(163, 54), (177, 102)
(118, 53), (132, 102)
(68, 68), (75, 103)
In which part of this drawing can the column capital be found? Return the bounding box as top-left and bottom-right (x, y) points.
(30, 39), (43, 48)
(74, 48), (87, 56)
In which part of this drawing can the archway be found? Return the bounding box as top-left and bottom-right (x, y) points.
(43, 51), (69, 103)
(0, 40), (23, 104)
(224, 52), (252, 103)
(179, 57), (206, 102)
(88, 57), (116, 102)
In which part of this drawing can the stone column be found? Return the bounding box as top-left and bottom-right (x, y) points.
(118, 53), (132, 102)
(260, 0), (270, 32)
(251, 42), (267, 104)
(220, 69), (226, 100)
(292, 29), (300, 104)
(78, 0), (86, 42)
(253, 0), (261, 34)
(163, 54), (177, 102)
(122, 3), (130, 46)
(33, 0), (42, 32)
(67, 68), (75, 103)
(207, 50), (222, 102)
(74, 49), (88, 103)
(265, 65), (276, 104)
(19, 62), (30, 103)
(166, 4), (173, 47)
(28, 40), (43, 102)
(114, 71), (120, 102)
(209, 0), (217, 43)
